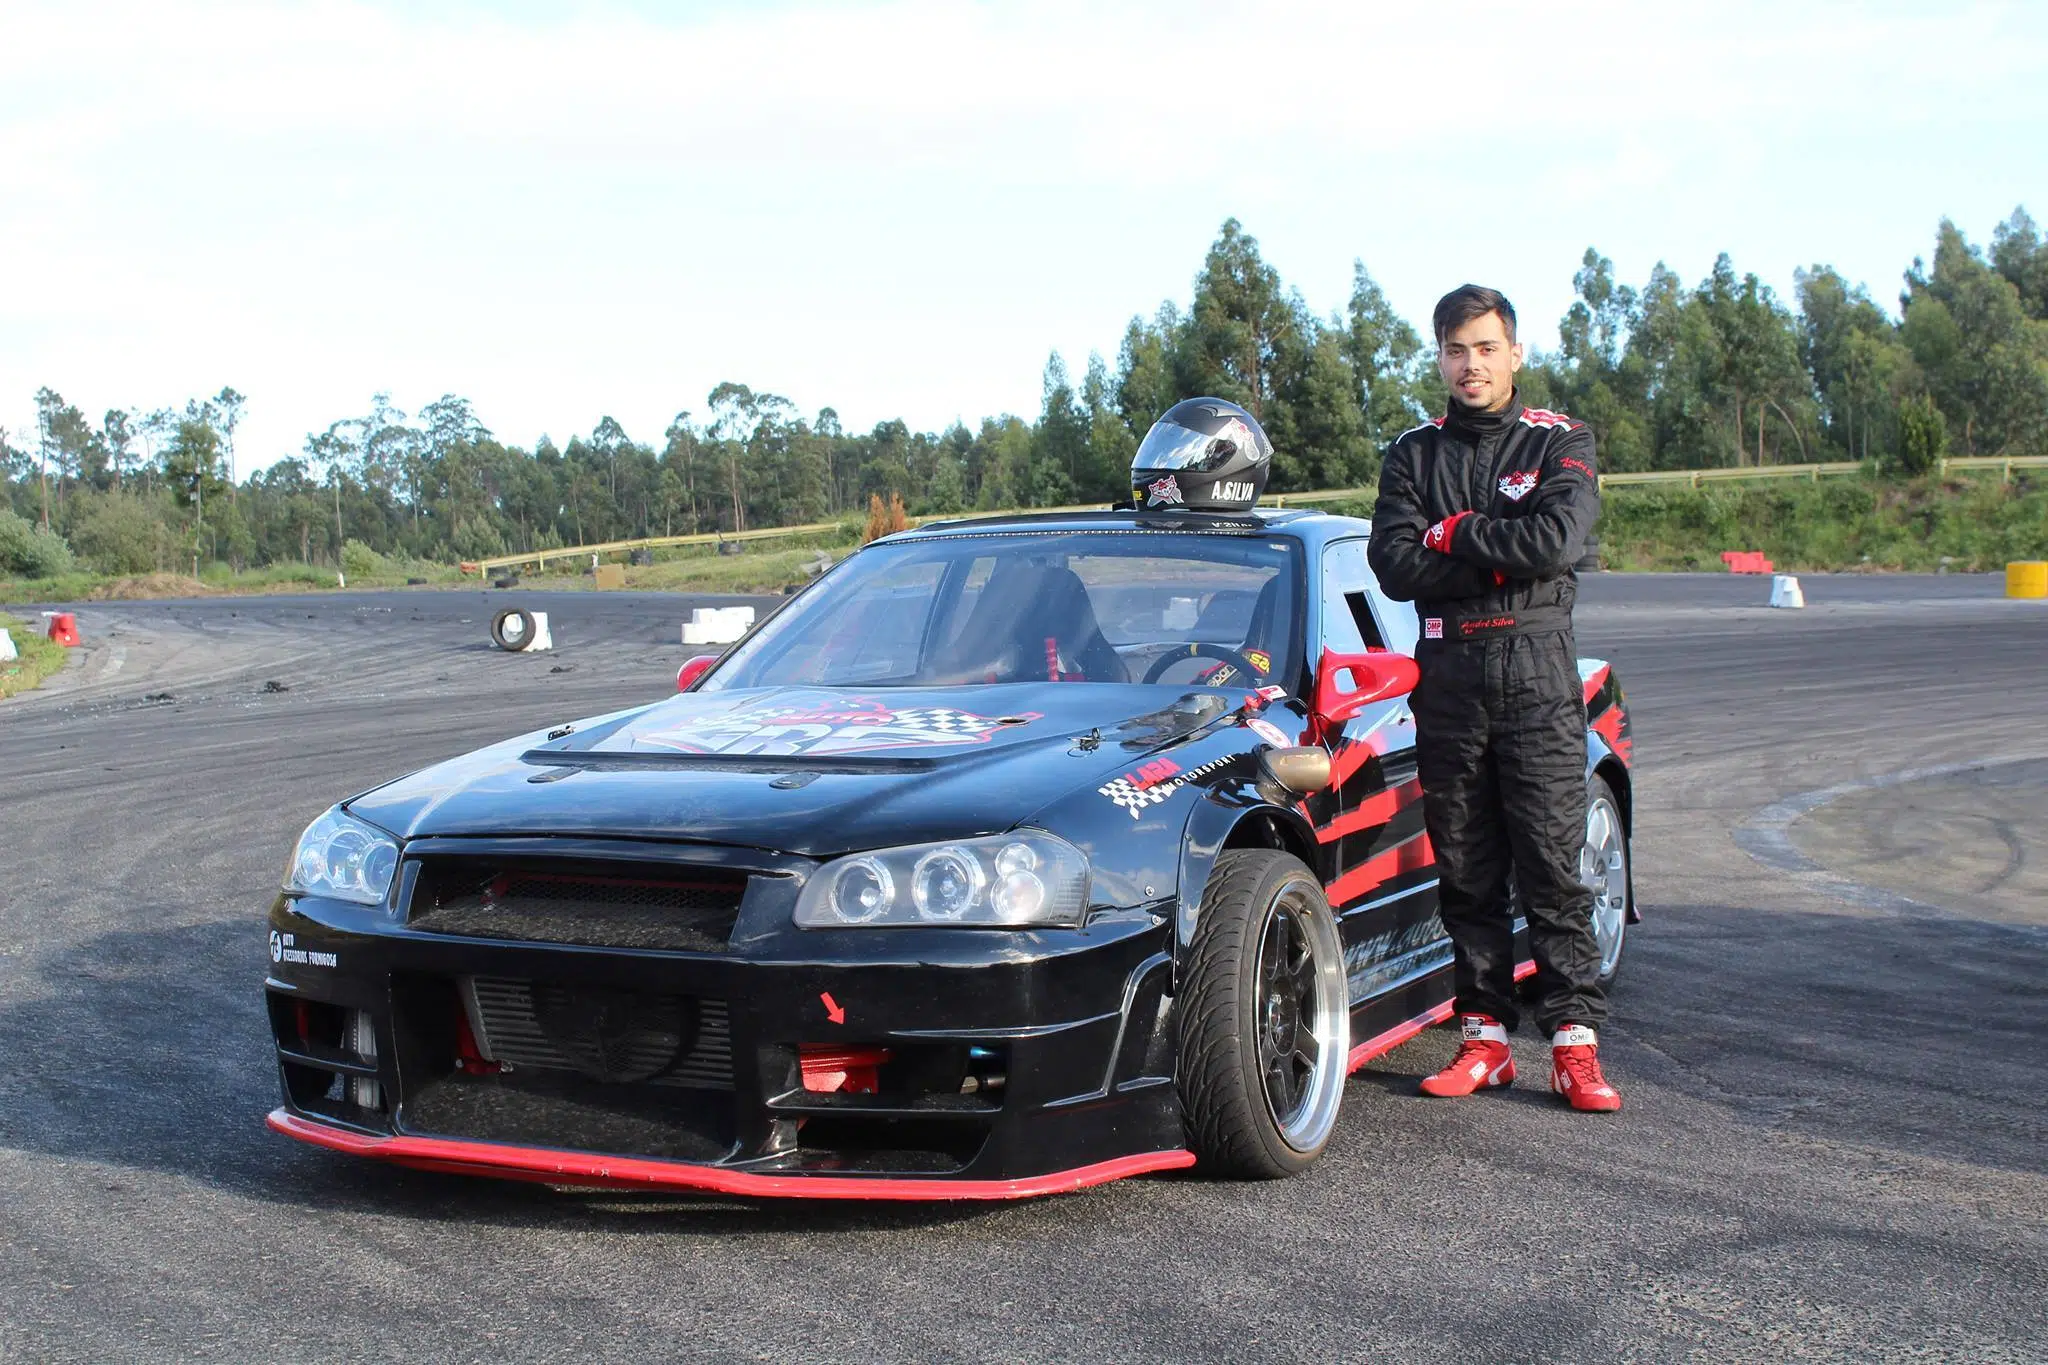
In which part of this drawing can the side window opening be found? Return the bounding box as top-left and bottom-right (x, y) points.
(1343, 591), (1387, 650)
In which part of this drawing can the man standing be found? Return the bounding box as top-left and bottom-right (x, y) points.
(1366, 284), (1620, 1112)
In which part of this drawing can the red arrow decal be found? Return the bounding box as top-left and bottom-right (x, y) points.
(820, 992), (845, 1025)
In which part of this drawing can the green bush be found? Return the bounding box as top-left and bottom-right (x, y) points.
(1896, 395), (1949, 477)
(66, 492), (167, 574)
(0, 507), (77, 577)
(340, 538), (387, 579)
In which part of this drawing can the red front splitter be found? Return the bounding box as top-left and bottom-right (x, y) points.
(267, 1109), (1195, 1201)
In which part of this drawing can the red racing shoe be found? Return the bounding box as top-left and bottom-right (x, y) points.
(1549, 1024), (1622, 1112)
(1418, 1014), (1515, 1097)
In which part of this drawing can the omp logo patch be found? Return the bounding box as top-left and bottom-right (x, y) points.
(1498, 470), (1539, 501)
(1424, 617), (1443, 640)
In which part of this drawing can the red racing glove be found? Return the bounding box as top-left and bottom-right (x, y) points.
(1422, 510), (1473, 554)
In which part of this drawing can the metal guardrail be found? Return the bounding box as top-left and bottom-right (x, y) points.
(1941, 454), (2048, 476)
(1595, 454), (2046, 490)
(462, 455), (2047, 574)
(1597, 462), (1864, 489)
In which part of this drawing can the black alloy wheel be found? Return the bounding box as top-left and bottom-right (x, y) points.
(1177, 849), (1349, 1178)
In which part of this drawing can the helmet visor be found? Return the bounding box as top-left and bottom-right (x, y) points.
(1133, 417), (1254, 473)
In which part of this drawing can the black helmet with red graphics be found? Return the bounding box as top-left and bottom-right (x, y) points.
(1131, 397), (1272, 513)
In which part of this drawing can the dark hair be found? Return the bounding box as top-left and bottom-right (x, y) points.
(1433, 284), (1517, 347)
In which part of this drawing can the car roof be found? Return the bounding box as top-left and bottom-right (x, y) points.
(888, 506), (1370, 547)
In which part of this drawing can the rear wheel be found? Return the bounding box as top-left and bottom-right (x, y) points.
(1584, 775), (1630, 986)
(1177, 850), (1349, 1178)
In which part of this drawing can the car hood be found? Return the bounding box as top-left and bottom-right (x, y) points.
(344, 684), (1239, 858)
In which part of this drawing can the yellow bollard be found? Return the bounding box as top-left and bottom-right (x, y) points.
(2007, 561), (2048, 598)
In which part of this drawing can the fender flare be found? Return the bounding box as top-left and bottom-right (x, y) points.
(1584, 733), (1639, 925)
(1171, 787), (1324, 959)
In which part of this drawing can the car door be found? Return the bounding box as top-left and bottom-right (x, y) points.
(1310, 539), (1442, 1012)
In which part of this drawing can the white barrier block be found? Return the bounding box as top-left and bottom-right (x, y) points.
(681, 606), (756, 645)
(0, 628), (15, 662)
(1769, 574), (1805, 609)
(527, 611), (553, 651)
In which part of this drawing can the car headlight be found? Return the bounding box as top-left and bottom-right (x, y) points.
(795, 832), (1089, 929)
(285, 808), (401, 907)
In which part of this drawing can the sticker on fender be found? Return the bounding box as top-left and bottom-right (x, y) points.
(269, 930), (337, 969)
(1245, 718), (1292, 748)
(1099, 754), (1235, 819)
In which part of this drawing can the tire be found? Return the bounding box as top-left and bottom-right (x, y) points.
(1176, 849), (1350, 1179)
(491, 607), (536, 652)
(1584, 774), (1630, 988)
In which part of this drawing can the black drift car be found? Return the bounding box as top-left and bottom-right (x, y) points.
(266, 508), (1635, 1199)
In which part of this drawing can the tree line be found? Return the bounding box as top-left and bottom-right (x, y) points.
(4, 210), (2045, 579)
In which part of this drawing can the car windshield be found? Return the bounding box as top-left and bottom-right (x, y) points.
(702, 529), (1305, 694)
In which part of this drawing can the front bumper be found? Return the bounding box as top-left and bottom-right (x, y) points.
(265, 849), (1186, 1198)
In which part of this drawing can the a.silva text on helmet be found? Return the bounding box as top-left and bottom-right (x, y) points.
(1130, 397), (1274, 513)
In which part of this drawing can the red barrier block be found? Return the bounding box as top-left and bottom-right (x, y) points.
(44, 612), (80, 647)
(1719, 551), (1774, 574)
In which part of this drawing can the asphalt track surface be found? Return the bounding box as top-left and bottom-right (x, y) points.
(2, 575), (2043, 1364)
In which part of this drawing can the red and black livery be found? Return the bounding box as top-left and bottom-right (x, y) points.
(265, 507), (1634, 1200)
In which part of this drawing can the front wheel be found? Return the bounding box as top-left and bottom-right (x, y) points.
(1176, 850), (1350, 1178)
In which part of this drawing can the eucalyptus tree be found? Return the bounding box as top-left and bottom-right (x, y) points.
(1902, 219), (2048, 455)
(215, 387), (245, 502)
(1345, 262), (1429, 447)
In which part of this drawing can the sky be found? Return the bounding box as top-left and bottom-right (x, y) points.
(3, 0), (2044, 475)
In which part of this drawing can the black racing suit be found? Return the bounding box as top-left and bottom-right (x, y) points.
(1366, 394), (1604, 1035)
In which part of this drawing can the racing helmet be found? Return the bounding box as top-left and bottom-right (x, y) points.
(1131, 398), (1272, 512)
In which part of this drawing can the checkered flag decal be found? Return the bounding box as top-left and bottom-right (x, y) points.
(883, 708), (1004, 736)
(1099, 775), (1179, 819)
(1098, 755), (1234, 820)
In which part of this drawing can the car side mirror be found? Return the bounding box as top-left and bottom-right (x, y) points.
(1260, 746), (1332, 795)
(1313, 649), (1418, 731)
(676, 654), (719, 691)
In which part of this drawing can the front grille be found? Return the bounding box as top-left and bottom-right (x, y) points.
(409, 857), (747, 952)
(467, 977), (734, 1089)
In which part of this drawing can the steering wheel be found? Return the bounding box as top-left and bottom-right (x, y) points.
(1141, 642), (1266, 686)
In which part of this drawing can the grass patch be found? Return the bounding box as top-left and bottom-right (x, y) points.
(1325, 471), (2048, 572)
(1598, 472), (2048, 571)
(0, 612), (72, 699)
(0, 559), (472, 602)
(488, 531), (859, 595)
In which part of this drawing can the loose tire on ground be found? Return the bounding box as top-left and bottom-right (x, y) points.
(1176, 849), (1350, 1179)
(1584, 773), (1631, 987)
(491, 607), (537, 652)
